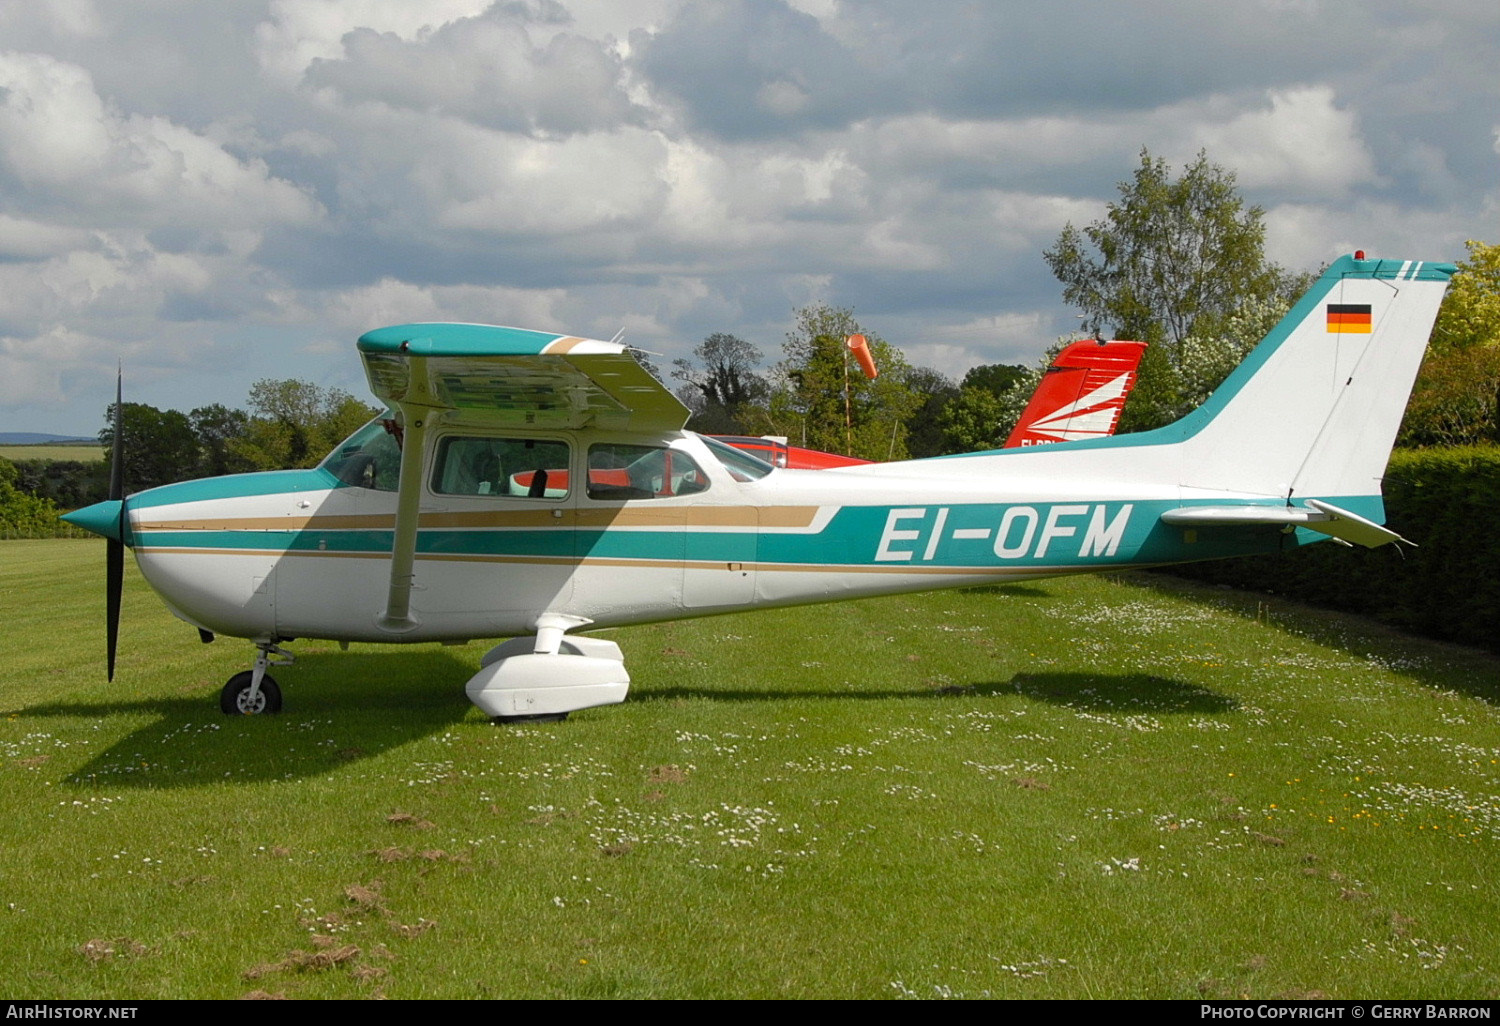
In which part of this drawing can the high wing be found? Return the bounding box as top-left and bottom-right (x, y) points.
(358, 323), (689, 433)
(357, 323), (690, 633)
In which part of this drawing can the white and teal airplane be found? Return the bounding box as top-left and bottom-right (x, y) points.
(63, 253), (1453, 721)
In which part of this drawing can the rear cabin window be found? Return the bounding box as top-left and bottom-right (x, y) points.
(431, 437), (570, 499)
(587, 444), (708, 501)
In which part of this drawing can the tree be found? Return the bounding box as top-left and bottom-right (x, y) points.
(770, 304), (920, 460)
(231, 380), (379, 470)
(938, 384), (1009, 452)
(100, 402), (201, 492)
(901, 366), (959, 459)
(960, 363), (1029, 397)
(0, 456), (64, 538)
(1398, 345), (1500, 447)
(8, 457), (108, 508)
(1390, 240), (1500, 446)
(1045, 150), (1321, 432)
(671, 333), (770, 434)
(189, 403), (252, 477)
(1045, 149), (1280, 357)
(931, 362), (1033, 453)
(1431, 239), (1500, 353)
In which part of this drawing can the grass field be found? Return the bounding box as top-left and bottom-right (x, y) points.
(0, 444), (103, 463)
(1, 539), (1497, 999)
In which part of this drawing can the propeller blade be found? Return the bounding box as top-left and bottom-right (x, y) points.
(106, 532), (122, 681)
(106, 369), (124, 681)
(108, 369), (123, 502)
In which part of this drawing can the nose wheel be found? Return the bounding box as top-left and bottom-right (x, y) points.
(221, 671), (282, 714)
(220, 641), (293, 715)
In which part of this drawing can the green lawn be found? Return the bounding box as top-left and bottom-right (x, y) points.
(2, 540), (1497, 998)
(0, 444), (103, 463)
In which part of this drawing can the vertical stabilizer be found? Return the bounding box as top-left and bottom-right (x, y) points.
(1004, 339), (1147, 447)
(1169, 256), (1453, 501)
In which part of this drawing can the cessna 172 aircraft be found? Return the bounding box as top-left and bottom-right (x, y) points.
(64, 253), (1451, 721)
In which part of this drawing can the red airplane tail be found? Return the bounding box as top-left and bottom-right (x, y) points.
(1003, 339), (1147, 447)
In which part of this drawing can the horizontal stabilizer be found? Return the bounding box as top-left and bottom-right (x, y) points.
(1159, 500), (1411, 549)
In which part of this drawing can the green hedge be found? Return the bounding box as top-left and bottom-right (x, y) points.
(1166, 446), (1500, 652)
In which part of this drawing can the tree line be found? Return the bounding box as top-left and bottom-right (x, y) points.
(1, 381), (376, 536)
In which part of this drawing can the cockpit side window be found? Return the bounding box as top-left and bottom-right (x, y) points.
(586, 443), (709, 501)
(320, 416), (403, 491)
(431, 436), (571, 498)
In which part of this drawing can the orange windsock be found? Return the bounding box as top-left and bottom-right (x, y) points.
(846, 334), (878, 379)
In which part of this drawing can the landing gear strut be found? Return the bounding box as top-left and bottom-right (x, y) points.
(220, 641), (293, 715)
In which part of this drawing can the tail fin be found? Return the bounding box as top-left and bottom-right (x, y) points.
(1004, 339), (1147, 447)
(1168, 255), (1453, 501)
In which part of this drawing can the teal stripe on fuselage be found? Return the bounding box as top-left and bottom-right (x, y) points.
(136, 497), (1375, 570)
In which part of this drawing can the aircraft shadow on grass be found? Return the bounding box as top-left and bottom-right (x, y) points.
(22, 650), (478, 789)
(634, 670), (1237, 715)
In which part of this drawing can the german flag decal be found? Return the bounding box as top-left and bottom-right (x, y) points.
(1327, 303), (1372, 333)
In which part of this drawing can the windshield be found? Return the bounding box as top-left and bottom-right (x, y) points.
(320, 415), (402, 491)
(697, 434), (774, 482)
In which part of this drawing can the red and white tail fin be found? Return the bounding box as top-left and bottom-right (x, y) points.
(1003, 339), (1147, 447)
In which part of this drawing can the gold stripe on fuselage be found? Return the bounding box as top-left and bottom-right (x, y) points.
(134, 505), (822, 533)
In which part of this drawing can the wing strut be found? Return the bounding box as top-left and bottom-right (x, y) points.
(378, 355), (436, 633)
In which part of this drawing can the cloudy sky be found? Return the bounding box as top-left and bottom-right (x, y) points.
(1, 0), (1496, 436)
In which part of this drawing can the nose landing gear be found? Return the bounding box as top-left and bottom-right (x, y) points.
(220, 641), (293, 715)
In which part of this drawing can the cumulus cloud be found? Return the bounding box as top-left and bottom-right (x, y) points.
(1189, 86), (1377, 196)
(1263, 200), (1474, 271)
(36, 0), (102, 39)
(635, 0), (870, 137)
(0, 215), (94, 262)
(253, 0), (497, 85)
(303, 4), (644, 134)
(270, 277), (570, 335)
(0, 51), (321, 229)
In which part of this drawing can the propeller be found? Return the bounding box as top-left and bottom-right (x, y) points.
(105, 369), (124, 680)
(58, 369), (133, 679)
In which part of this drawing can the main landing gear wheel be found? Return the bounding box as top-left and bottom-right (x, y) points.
(220, 671), (283, 715)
